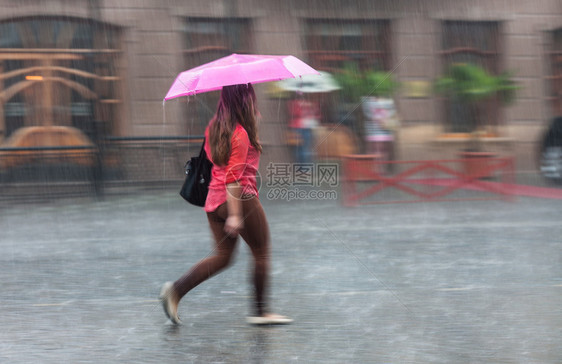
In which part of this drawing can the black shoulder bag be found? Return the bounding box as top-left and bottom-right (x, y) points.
(180, 138), (213, 207)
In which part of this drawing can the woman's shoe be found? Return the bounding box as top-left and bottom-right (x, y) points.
(246, 313), (293, 325)
(160, 282), (181, 324)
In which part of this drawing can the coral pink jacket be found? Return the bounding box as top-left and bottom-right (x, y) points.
(203, 123), (260, 212)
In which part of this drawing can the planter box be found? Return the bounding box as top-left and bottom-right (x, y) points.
(458, 151), (497, 179)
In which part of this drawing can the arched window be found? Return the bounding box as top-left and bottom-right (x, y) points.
(0, 17), (121, 143)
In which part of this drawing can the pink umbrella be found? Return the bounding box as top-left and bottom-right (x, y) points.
(164, 53), (319, 100)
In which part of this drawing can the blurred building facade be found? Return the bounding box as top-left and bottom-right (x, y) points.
(0, 0), (561, 183)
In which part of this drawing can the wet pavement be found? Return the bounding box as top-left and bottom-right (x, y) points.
(0, 190), (561, 363)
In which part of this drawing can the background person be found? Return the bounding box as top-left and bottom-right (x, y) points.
(288, 96), (320, 164)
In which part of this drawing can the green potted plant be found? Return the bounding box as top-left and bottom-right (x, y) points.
(434, 63), (518, 177)
(335, 63), (399, 103)
(335, 63), (400, 154)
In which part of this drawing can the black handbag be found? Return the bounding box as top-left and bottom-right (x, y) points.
(180, 138), (213, 207)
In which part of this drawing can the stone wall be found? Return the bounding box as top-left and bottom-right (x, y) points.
(0, 0), (560, 175)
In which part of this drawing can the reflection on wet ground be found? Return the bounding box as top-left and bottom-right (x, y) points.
(1, 193), (561, 363)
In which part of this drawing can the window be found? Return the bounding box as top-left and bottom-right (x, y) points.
(0, 17), (121, 141)
(182, 18), (252, 135)
(549, 29), (562, 115)
(440, 21), (501, 133)
(304, 19), (392, 72)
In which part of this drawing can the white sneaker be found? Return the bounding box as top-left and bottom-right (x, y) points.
(246, 314), (293, 325)
(160, 282), (181, 324)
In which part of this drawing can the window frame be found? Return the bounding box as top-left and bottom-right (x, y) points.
(303, 18), (392, 73)
(549, 28), (562, 116)
(181, 17), (253, 136)
(439, 20), (502, 134)
(0, 16), (121, 140)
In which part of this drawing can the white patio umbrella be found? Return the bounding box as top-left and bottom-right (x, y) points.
(275, 71), (341, 93)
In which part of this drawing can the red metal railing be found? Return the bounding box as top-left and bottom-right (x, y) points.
(341, 154), (516, 206)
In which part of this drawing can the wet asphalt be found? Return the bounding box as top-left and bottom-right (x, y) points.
(0, 188), (561, 363)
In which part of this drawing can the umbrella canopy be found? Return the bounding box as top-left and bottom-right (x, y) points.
(164, 53), (319, 100)
(275, 71), (341, 93)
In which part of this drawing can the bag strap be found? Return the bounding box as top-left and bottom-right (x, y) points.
(198, 138), (207, 158)
(185, 138), (207, 169)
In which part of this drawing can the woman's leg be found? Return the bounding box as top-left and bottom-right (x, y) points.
(238, 197), (270, 316)
(173, 203), (238, 300)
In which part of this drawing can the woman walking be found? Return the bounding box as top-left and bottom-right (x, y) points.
(160, 84), (292, 325)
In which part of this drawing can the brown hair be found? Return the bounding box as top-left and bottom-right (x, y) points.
(208, 83), (262, 166)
